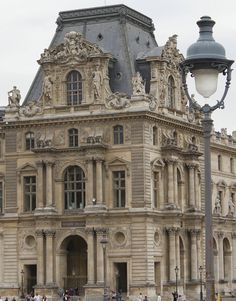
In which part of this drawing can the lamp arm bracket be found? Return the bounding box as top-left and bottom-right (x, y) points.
(180, 64), (233, 115)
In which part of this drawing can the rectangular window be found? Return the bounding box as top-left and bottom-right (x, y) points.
(114, 126), (124, 145)
(113, 171), (126, 208)
(24, 176), (36, 212)
(153, 172), (159, 208)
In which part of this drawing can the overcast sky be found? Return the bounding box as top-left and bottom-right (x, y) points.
(1, 0), (236, 132)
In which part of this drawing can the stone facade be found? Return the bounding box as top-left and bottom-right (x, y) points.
(0, 5), (235, 301)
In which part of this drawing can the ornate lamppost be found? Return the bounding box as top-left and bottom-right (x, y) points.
(180, 16), (234, 301)
(199, 266), (204, 301)
(100, 235), (108, 301)
(175, 266), (179, 296)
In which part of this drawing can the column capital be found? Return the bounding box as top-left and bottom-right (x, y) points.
(188, 229), (200, 236)
(94, 156), (105, 162)
(216, 231), (224, 239)
(165, 158), (177, 165)
(95, 227), (109, 236)
(44, 229), (56, 237)
(45, 160), (55, 167)
(36, 160), (44, 167)
(165, 227), (179, 234)
(35, 229), (44, 237)
(186, 163), (198, 169)
(85, 227), (95, 235)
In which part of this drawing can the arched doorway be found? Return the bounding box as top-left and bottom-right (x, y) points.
(223, 238), (231, 281)
(59, 235), (87, 296)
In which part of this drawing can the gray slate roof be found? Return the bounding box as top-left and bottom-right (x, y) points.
(24, 4), (158, 104)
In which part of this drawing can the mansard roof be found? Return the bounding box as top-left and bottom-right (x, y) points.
(24, 4), (157, 104)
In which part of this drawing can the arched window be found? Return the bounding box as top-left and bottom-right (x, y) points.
(64, 166), (86, 209)
(66, 71), (83, 105)
(113, 125), (124, 145)
(68, 128), (78, 147)
(25, 132), (35, 150)
(168, 76), (175, 108)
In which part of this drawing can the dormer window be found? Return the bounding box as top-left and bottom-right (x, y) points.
(66, 71), (83, 105)
(168, 76), (175, 108)
(25, 132), (35, 151)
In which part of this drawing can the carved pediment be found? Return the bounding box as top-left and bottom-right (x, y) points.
(161, 35), (184, 70)
(38, 31), (104, 65)
(151, 158), (165, 169)
(17, 163), (37, 173)
(107, 157), (130, 167)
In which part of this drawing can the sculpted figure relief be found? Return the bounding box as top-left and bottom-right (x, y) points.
(92, 66), (103, 100)
(8, 86), (21, 108)
(132, 72), (145, 95)
(106, 92), (130, 110)
(38, 31), (102, 65)
(214, 195), (221, 215)
(20, 101), (42, 117)
(228, 197), (235, 216)
(43, 75), (53, 102)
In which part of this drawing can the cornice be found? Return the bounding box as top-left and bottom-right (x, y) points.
(2, 110), (203, 134)
(211, 142), (236, 154)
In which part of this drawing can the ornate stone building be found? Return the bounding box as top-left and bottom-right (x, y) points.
(0, 4), (235, 301)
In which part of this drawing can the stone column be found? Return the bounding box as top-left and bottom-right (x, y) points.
(36, 229), (44, 285)
(232, 233), (236, 281)
(194, 168), (199, 210)
(188, 164), (195, 208)
(190, 229), (198, 280)
(86, 228), (95, 285)
(0, 232), (3, 282)
(218, 232), (224, 281)
(36, 161), (44, 209)
(96, 159), (103, 204)
(86, 159), (94, 206)
(159, 171), (165, 209)
(96, 228), (106, 285)
(45, 161), (54, 206)
(167, 227), (176, 281)
(176, 229), (180, 271)
(174, 163), (178, 206)
(197, 231), (202, 275)
(45, 230), (55, 285)
(167, 160), (174, 205)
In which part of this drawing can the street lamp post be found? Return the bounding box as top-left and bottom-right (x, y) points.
(175, 266), (179, 296)
(180, 16), (234, 301)
(20, 269), (24, 298)
(100, 235), (108, 301)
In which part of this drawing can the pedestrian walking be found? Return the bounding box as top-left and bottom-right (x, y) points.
(157, 293), (161, 301)
(137, 293), (143, 301)
(143, 296), (149, 301)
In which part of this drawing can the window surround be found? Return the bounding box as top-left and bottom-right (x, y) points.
(106, 158), (130, 209)
(25, 131), (35, 151)
(63, 165), (86, 211)
(17, 163), (37, 213)
(113, 125), (124, 145)
(66, 70), (83, 105)
(68, 128), (79, 147)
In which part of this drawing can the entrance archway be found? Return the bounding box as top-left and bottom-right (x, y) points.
(59, 235), (87, 295)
